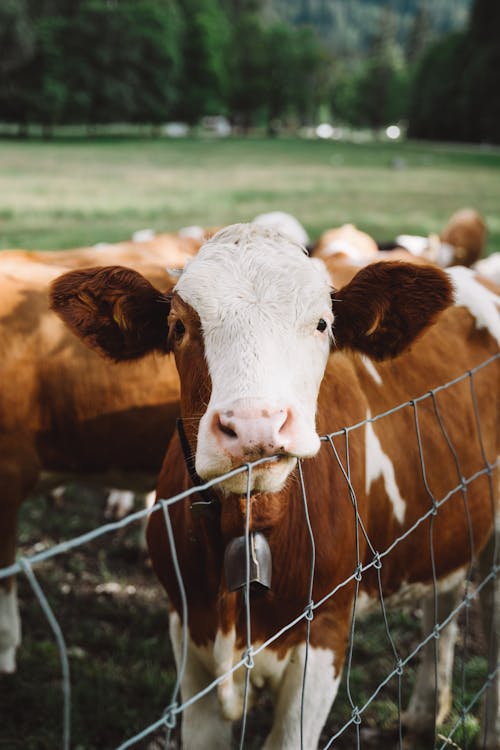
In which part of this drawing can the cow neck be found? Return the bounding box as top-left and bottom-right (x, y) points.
(176, 417), (282, 592)
(176, 417), (221, 518)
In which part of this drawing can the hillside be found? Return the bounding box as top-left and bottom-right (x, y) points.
(268, 0), (471, 56)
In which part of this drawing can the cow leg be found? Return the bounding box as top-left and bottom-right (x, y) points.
(0, 435), (40, 673)
(263, 642), (341, 750)
(478, 514), (500, 750)
(403, 577), (464, 734)
(168, 611), (232, 750)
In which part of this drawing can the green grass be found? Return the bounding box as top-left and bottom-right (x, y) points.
(1, 136), (499, 252)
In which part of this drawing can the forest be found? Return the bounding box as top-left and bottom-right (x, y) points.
(0, 0), (498, 143)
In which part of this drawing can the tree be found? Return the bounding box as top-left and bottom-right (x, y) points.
(408, 0), (500, 144)
(405, 3), (432, 65)
(407, 32), (467, 141)
(331, 8), (410, 129)
(176, 0), (231, 123)
(227, 11), (268, 129)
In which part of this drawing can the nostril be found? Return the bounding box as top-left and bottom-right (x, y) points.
(278, 409), (292, 435)
(217, 417), (238, 439)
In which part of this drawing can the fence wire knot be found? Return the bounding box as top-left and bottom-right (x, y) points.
(244, 648), (255, 669)
(351, 706), (362, 725)
(372, 552), (382, 570)
(395, 658), (404, 676)
(433, 625), (440, 640)
(354, 563), (363, 582)
(163, 703), (178, 729)
(304, 602), (315, 621)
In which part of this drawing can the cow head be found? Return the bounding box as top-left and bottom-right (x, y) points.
(51, 223), (453, 495)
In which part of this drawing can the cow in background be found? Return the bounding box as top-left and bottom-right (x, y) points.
(314, 208), (488, 270)
(52, 224), (499, 749)
(0, 247), (183, 674)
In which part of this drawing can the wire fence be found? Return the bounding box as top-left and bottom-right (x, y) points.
(1, 352), (499, 750)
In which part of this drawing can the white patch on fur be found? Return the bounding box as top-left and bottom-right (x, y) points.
(132, 228), (155, 242)
(252, 211), (309, 247)
(447, 266), (500, 345)
(0, 584), (21, 673)
(473, 252), (500, 286)
(365, 412), (406, 524)
(193, 629), (291, 715)
(105, 489), (134, 520)
(168, 614), (340, 748)
(175, 224), (333, 492)
(356, 567), (466, 617)
(213, 628), (242, 720)
(168, 613), (232, 749)
(321, 240), (366, 263)
(360, 355), (383, 385)
(178, 225), (206, 240)
(396, 234), (428, 256)
(263, 645), (340, 750)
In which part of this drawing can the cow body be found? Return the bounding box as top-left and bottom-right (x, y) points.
(0, 247), (185, 673)
(51, 224), (499, 749)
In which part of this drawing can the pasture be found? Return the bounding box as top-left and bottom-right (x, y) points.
(1, 137), (500, 252)
(1, 137), (499, 750)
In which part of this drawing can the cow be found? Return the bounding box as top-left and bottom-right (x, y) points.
(314, 208), (488, 270)
(50, 223), (499, 749)
(0, 247), (185, 675)
(0, 228), (202, 270)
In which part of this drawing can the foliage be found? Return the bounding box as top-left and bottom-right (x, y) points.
(0, 0), (184, 132)
(176, 0), (231, 123)
(408, 0), (500, 144)
(330, 10), (411, 128)
(0, 0), (474, 135)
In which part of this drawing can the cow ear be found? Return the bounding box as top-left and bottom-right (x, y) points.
(50, 265), (171, 361)
(331, 261), (454, 361)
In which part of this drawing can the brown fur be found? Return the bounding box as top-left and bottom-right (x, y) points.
(0, 251), (180, 609)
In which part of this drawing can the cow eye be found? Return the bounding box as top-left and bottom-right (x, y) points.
(316, 318), (327, 332)
(174, 319), (186, 338)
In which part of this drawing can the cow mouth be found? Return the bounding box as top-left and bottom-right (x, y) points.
(211, 455), (297, 495)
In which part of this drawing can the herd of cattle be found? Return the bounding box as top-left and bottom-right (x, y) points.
(1, 210), (499, 749)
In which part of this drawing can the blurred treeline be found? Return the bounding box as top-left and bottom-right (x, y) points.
(0, 0), (498, 143)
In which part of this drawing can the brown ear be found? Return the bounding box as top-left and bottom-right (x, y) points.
(50, 265), (171, 361)
(331, 261), (454, 361)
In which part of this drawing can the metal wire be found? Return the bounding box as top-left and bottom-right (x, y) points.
(2, 352), (498, 750)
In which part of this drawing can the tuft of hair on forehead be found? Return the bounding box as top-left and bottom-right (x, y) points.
(174, 223), (330, 321)
(205, 222), (309, 256)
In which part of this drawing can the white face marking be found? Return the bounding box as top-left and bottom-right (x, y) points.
(447, 266), (500, 345)
(175, 224), (333, 492)
(360, 355), (383, 385)
(365, 412), (406, 524)
(0, 584), (21, 674)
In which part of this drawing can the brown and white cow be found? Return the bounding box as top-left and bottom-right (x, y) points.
(51, 224), (500, 749)
(0, 249), (185, 674)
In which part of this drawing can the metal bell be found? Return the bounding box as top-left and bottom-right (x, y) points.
(224, 531), (272, 592)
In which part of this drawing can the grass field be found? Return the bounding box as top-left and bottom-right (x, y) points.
(1, 136), (497, 749)
(1, 136), (500, 252)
